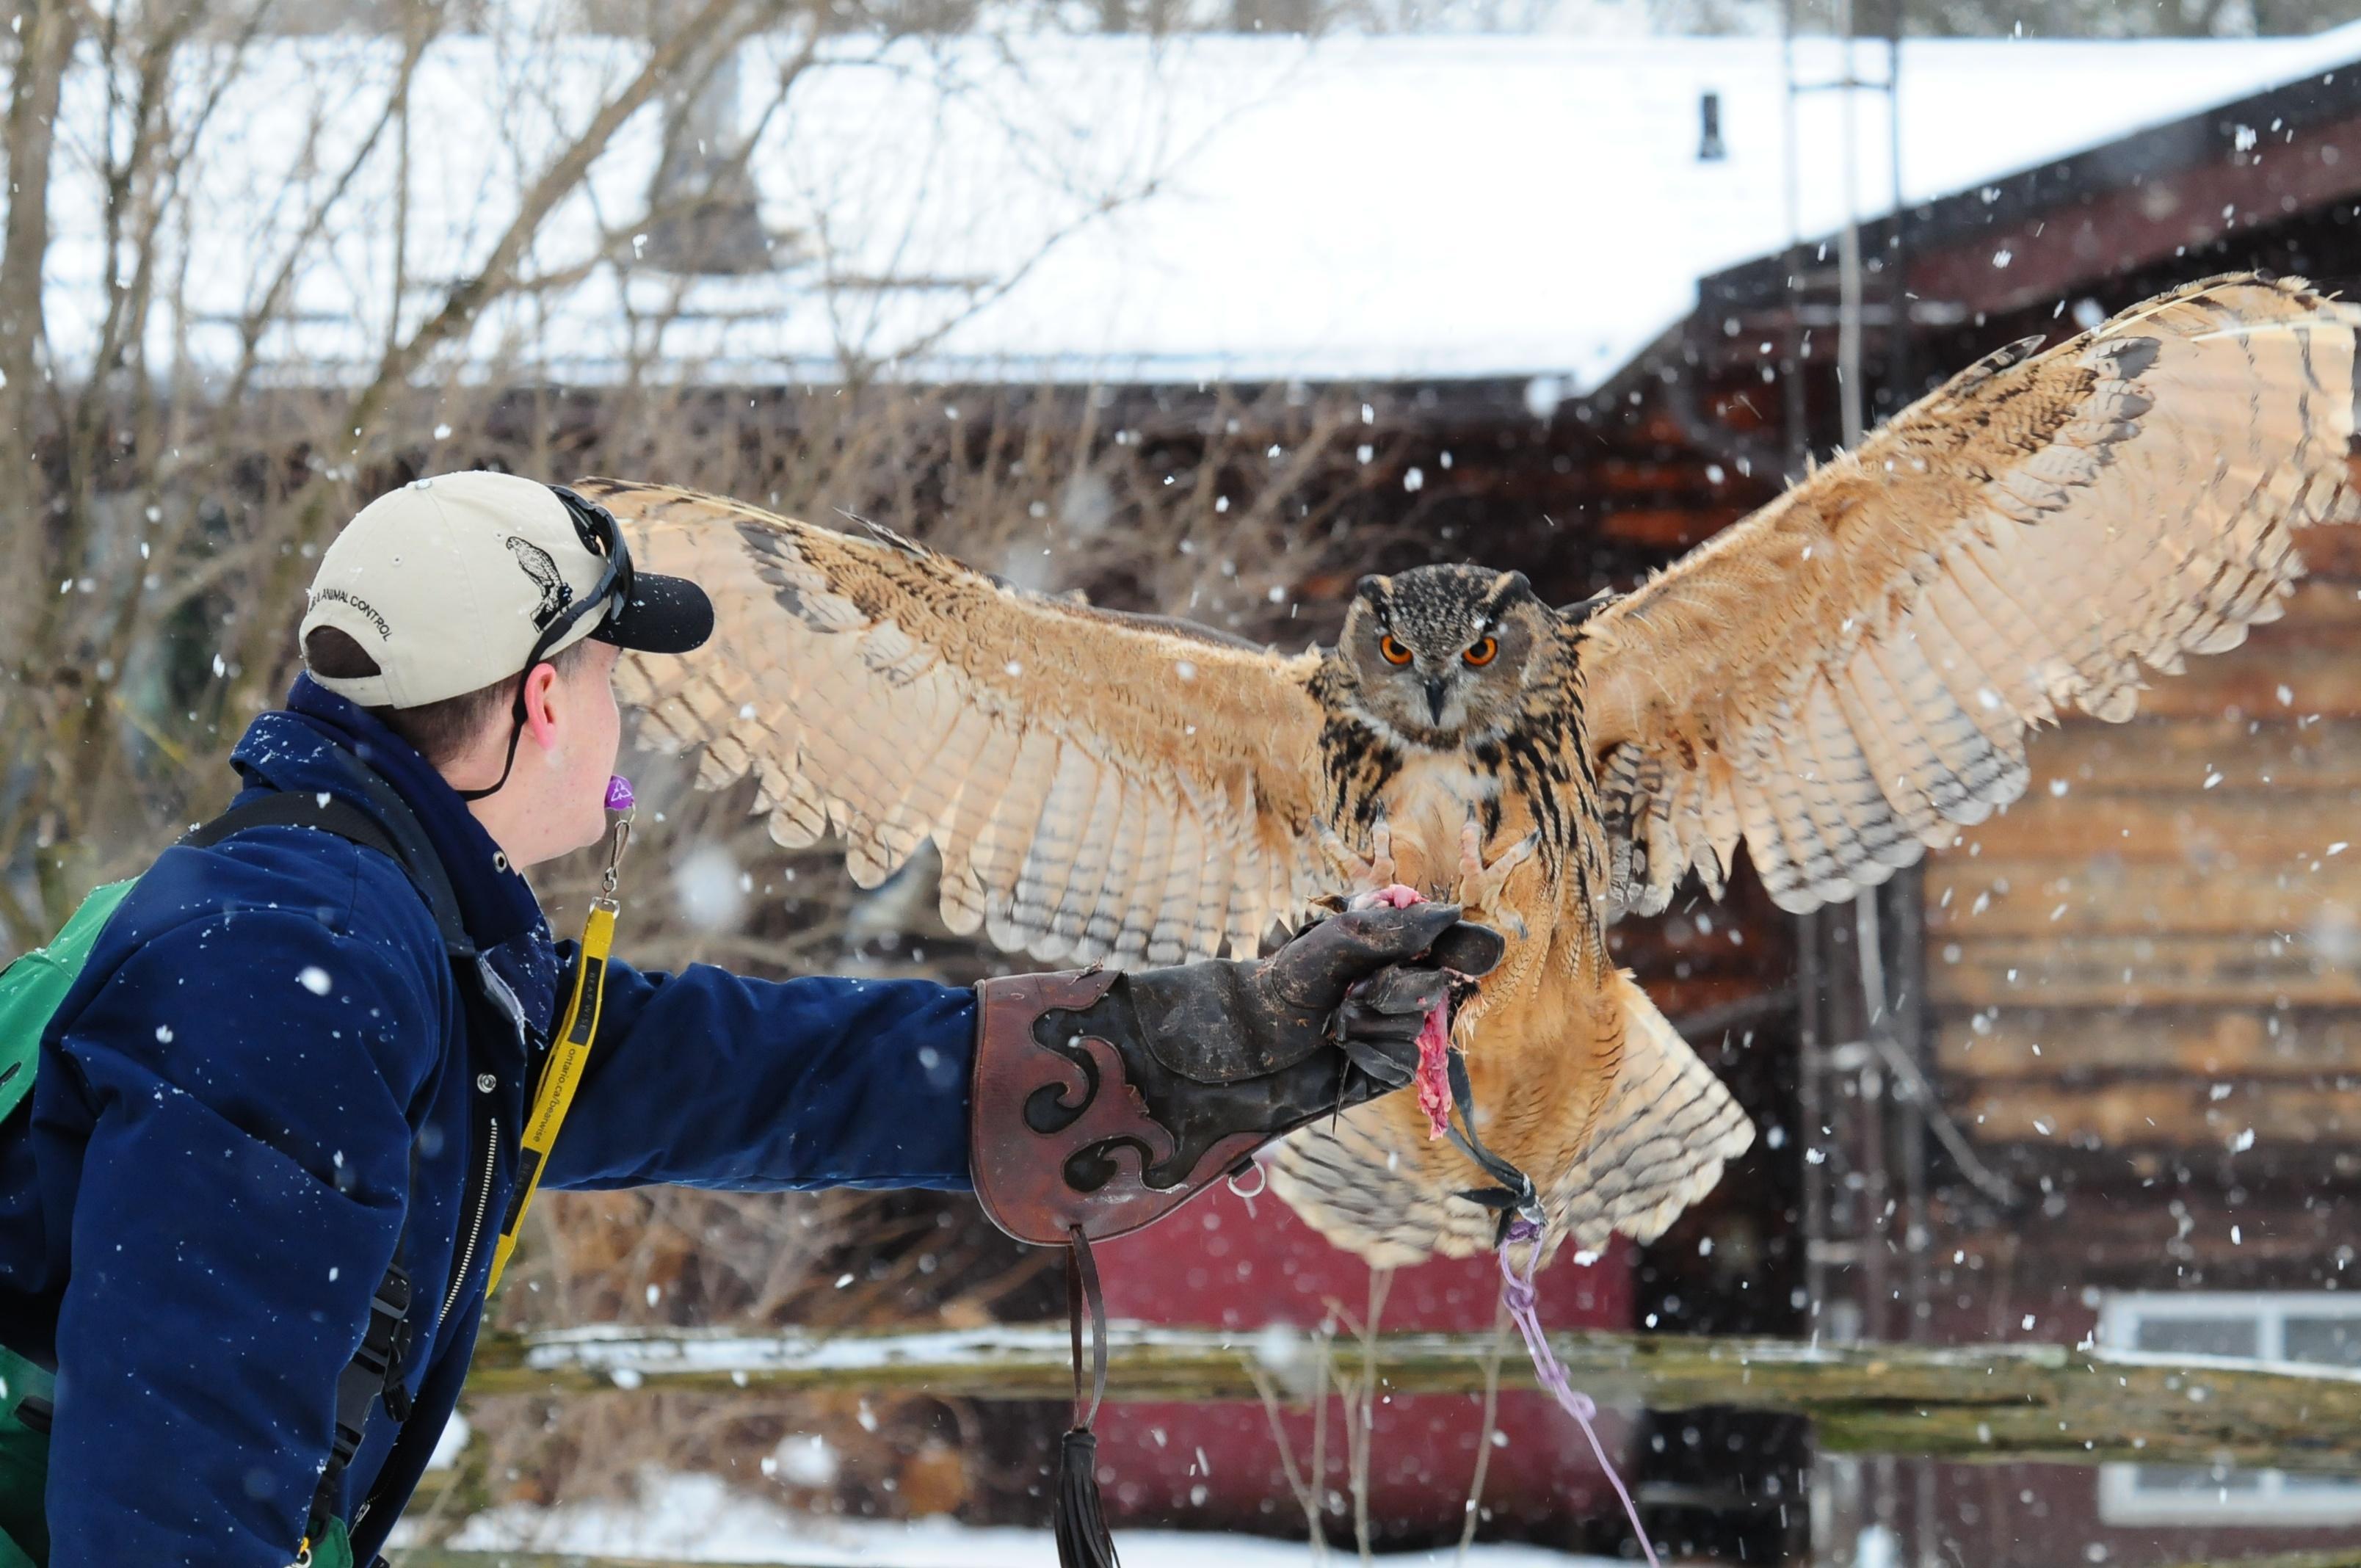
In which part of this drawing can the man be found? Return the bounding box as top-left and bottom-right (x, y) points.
(0, 472), (1487, 1566)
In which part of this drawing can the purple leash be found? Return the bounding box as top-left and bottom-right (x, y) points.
(1498, 1216), (1661, 1568)
(1428, 1001), (1659, 1563)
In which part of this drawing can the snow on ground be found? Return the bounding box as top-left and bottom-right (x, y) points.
(43, 26), (2361, 396)
(440, 1469), (1628, 1565)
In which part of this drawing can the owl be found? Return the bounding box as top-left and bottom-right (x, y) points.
(581, 272), (2361, 1266)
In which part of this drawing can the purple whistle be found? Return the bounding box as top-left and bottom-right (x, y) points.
(604, 775), (636, 813)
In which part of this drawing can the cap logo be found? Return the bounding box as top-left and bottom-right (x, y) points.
(506, 536), (574, 628)
(312, 586), (391, 640)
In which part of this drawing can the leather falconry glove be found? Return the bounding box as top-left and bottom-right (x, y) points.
(973, 901), (1503, 1568)
(969, 901), (1505, 1246)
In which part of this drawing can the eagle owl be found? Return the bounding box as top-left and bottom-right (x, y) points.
(581, 273), (2361, 1265)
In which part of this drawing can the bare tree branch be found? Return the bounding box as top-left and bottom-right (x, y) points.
(0, 1), (82, 671)
(347, 0), (778, 447)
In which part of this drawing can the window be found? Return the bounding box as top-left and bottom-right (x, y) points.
(2097, 1292), (2361, 1525)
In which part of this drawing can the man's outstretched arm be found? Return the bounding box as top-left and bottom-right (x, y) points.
(543, 902), (1499, 1201)
(540, 957), (977, 1191)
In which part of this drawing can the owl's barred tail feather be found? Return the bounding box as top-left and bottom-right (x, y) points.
(1269, 973), (1752, 1266)
(1266, 1105), (1473, 1268)
(1551, 975), (1753, 1254)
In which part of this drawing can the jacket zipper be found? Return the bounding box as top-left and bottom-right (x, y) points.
(440, 1112), (498, 1326)
(443, 957), (529, 1327)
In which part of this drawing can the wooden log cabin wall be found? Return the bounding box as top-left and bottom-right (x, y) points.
(1929, 529), (2361, 1302)
(1933, 535), (2361, 1196)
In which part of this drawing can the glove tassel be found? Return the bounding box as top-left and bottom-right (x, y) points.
(1054, 1228), (1120, 1568)
(1054, 1427), (1117, 1568)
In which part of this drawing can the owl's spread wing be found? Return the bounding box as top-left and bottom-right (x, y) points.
(579, 479), (1328, 964)
(1581, 273), (2361, 917)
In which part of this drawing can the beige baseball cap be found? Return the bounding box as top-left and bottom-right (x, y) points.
(301, 470), (710, 708)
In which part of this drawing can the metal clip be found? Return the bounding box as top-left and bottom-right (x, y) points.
(598, 774), (636, 907)
(598, 813), (633, 906)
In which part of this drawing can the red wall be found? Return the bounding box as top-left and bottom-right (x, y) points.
(1089, 1180), (1635, 1539)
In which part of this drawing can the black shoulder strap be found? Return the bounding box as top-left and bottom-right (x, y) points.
(183, 792), (398, 859)
(183, 788), (474, 961)
(309, 1260), (413, 1554)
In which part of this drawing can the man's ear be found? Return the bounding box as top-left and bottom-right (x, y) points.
(518, 662), (563, 748)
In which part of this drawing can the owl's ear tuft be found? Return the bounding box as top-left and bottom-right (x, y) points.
(1354, 574), (1391, 607)
(1490, 570), (1534, 605)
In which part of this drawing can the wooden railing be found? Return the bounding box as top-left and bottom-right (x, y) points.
(462, 1321), (2361, 1473)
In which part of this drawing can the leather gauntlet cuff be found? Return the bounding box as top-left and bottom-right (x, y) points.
(971, 971), (1280, 1246)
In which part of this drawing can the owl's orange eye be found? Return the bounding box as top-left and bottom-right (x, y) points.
(1379, 634), (1413, 665)
(1463, 636), (1498, 667)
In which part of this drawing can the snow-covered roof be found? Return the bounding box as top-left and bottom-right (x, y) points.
(48, 25), (2361, 396)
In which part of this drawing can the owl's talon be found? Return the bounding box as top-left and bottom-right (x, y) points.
(1456, 822), (1537, 928)
(1319, 818), (1399, 898)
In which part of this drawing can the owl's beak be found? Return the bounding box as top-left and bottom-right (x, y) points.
(1424, 677), (1448, 724)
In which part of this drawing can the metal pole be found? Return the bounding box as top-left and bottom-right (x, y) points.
(1879, 10), (1941, 1556)
(1835, 0), (1865, 454)
(1782, 6), (1840, 1561)
(1833, 2), (1905, 1558)
(1780, 0), (1808, 478)
(1886, 4), (1912, 417)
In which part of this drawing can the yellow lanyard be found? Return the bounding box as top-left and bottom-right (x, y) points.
(485, 804), (632, 1296)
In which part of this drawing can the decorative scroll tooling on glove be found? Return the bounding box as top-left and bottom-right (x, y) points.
(1024, 1031), (1181, 1195)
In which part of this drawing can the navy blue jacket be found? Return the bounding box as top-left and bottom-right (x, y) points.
(0, 678), (977, 1564)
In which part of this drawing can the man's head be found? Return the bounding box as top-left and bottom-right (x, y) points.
(302, 471), (712, 868)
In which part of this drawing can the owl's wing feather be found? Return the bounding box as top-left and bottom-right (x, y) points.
(1584, 273), (2361, 916)
(579, 479), (1329, 964)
